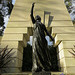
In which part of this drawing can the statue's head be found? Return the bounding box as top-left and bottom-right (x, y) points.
(35, 15), (41, 22)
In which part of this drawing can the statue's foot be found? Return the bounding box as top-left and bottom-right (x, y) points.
(35, 67), (42, 72)
(32, 67), (42, 72)
(43, 68), (51, 71)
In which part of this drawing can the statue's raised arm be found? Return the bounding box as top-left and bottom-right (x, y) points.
(30, 3), (36, 24)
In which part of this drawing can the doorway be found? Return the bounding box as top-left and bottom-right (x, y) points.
(22, 43), (32, 72)
(22, 36), (59, 72)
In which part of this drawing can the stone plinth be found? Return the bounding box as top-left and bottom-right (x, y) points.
(32, 71), (51, 75)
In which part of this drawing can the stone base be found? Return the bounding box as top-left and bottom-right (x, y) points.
(32, 71), (51, 75)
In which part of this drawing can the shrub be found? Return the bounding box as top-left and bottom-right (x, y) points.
(0, 45), (15, 73)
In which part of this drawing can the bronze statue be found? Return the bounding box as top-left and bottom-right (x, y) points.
(30, 3), (54, 72)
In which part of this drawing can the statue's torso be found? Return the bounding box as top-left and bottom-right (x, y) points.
(33, 21), (45, 38)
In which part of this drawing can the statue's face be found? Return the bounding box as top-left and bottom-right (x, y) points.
(35, 15), (41, 22)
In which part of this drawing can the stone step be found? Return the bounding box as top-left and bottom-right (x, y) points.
(51, 72), (75, 75)
(1, 34), (23, 41)
(59, 57), (75, 67)
(0, 41), (18, 48)
(0, 40), (24, 52)
(10, 5), (71, 22)
(55, 34), (75, 46)
(0, 34), (28, 47)
(58, 41), (75, 51)
(51, 21), (73, 27)
(4, 28), (27, 34)
(57, 48), (75, 59)
(52, 26), (75, 37)
(7, 22), (32, 28)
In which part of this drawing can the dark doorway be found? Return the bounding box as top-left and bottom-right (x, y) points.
(22, 36), (59, 72)
(49, 46), (59, 71)
(22, 43), (32, 72)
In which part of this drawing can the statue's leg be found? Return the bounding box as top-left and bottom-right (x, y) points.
(32, 38), (37, 72)
(32, 51), (38, 71)
(39, 41), (51, 71)
(32, 38), (43, 72)
(32, 37), (40, 72)
(43, 46), (51, 71)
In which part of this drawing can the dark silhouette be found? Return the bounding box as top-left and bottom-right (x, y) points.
(48, 46), (59, 71)
(22, 43), (32, 71)
(0, 11), (5, 36)
(30, 3), (54, 73)
(7, 2), (13, 15)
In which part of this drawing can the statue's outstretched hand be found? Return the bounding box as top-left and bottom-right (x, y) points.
(32, 2), (35, 7)
(49, 35), (54, 41)
(51, 37), (54, 41)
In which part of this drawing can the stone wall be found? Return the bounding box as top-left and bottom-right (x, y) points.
(0, 0), (75, 74)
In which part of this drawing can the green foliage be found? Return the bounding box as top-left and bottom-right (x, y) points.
(0, 0), (14, 36)
(65, 0), (75, 24)
(0, 12), (4, 27)
(66, 2), (72, 8)
(7, 2), (13, 15)
(65, 0), (71, 3)
(0, 10), (5, 36)
(0, 45), (15, 73)
(65, 0), (72, 13)
(68, 9), (72, 13)
(73, 20), (75, 25)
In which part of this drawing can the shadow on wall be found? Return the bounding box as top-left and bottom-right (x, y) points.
(43, 11), (53, 27)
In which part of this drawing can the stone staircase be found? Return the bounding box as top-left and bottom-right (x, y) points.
(52, 26), (75, 73)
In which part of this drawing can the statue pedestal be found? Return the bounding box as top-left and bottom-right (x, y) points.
(32, 71), (51, 75)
